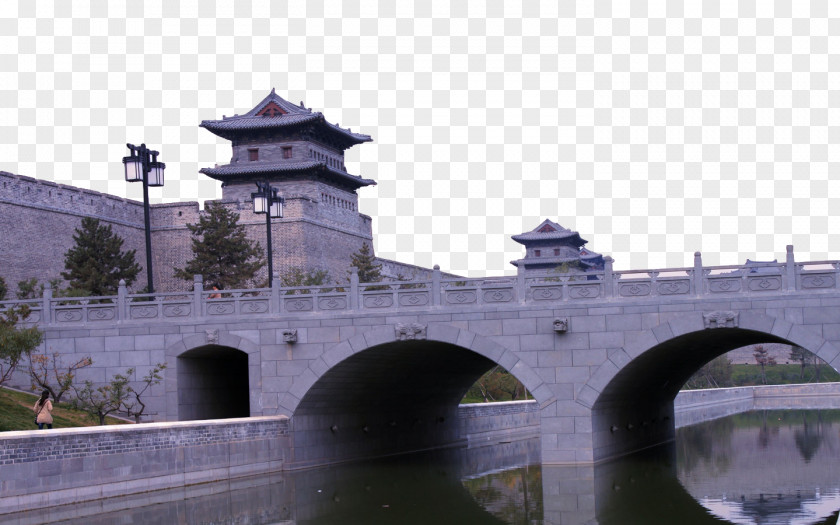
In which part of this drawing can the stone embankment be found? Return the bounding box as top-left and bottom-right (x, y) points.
(674, 382), (840, 427)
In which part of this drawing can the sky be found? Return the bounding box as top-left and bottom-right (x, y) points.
(2, 1), (839, 277)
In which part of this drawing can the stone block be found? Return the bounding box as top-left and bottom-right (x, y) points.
(135, 334), (164, 351)
(816, 340), (840, 366)
(542, 416), (575, 433)
(588, 331), (624, 349)
(363, 326), (394, 348)
(427, 323), (460, 344)
(738, 310), (776, 333)
(104, 335), (135, 352)
(651, 322), (674, 342)
(771, 317), (793, 339)
(667, 313), (704, 337)
(469, 336), (506, 361)
(307, 326), (341, 343)
(520, 334), (555, 351)
(538, 350), (572, 367)
(570, 315), (606, 332)
(120, 350), (151, 367)
(608, 348), (632, 369)
(585, 360), (619, 394)
(555, 332), (590, 350)
(456, 329), (476, 349)
(572, 348), (606, 367)
(787, 324), (824, 353)
(501, 318), (536, 336)
(467, 319), (503, 336)
(288, 368), (318, 399)
(803, 306), (840, 325)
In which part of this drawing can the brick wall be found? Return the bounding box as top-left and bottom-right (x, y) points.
(0, 416), (290, 515)
(0, 171), (383, 294)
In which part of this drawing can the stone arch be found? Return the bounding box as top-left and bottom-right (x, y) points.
(278, 323), (552, 469)
(165, 331), (260, 421)
(577, 310), (840, 409)
(576, 310), (840, 462)
(277, 323), (554, 416)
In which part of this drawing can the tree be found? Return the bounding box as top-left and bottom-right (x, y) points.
(753, 345), (776, 385)
(789, 346), (809, 382)
(0, 275), (7, 301)
(349, 243), (383, 288)
(280, 267), (331, 294)
(685, 355), (733, 389)
(123, 362), (167, 423)
(174, 203), (265, 290)
(28, 351), (92, 404)
(0, 305), (43, 387)
(62, 218), (140, 296)
(71, 369), (134, 425)
(465, 366), (529, 402)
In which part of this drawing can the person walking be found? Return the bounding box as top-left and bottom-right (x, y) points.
(33, 390), (53, 430)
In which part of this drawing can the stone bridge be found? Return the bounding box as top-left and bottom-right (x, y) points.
(4, 247), (840, 467)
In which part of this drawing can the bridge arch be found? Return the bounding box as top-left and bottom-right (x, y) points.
(166, 332), (260, 421)
(281, 323), (551, 468)
(577, 311), (840, 462)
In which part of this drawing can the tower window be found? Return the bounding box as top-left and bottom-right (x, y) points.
(282, 146), (292, 159)
(534, 250), (541, 257)
(554, 249), (560, 256)
(248, 149), (259, 161)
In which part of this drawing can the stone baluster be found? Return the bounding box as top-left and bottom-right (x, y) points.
(517, 264), (526, 303)
(271, 272), (280, 313)
(432, 264), (441, 306)
(350, 268), (359, 310)
(604, 256), (614, 298)
(117, 279), (127, 321)
(42, 280), (53, 325)
(786, 245), (796, 291)
(693, 252), (703, 296)
(193, 274), (203, 318)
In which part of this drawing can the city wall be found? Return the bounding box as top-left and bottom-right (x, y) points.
(0, 171), (387, 295)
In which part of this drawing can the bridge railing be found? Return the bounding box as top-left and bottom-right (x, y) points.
(2, 246), (839, 326)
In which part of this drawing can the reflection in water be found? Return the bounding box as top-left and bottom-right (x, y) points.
(676, 410), (840, 525)
(6, 410), (840, 525)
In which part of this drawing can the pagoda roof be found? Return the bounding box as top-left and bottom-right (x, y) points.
(199, 160), (376, 190)
(511, 219), (588, 246)
(200, 89), (373, 148)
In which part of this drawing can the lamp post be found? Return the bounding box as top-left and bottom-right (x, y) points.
(123, 143), (165, 294)
(252, 181), (284, 287)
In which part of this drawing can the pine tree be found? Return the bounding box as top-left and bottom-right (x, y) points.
(62, 218), (140, 296)
(174, 202), (265, 290)
(349, 243), (382, 283)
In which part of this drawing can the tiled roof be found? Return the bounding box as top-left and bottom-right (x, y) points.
(199, 161), (376, 188)
(200, 89), (372, 146)
(511, 219), (588, 245)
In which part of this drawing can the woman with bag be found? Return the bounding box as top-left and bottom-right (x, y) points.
(33, 390), (53, 430)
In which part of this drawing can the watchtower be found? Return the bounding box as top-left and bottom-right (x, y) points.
(199, 89), (378, 279)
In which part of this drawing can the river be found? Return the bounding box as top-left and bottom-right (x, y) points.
(5, 409), (840, 524)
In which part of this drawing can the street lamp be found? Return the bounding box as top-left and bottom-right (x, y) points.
(252, 181), (284, 287)
(123, 143), (165, 294)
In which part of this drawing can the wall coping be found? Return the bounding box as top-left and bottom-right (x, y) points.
(0, 415), (289, 442)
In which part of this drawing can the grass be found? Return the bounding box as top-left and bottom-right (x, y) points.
(730, 363), (840, 386)
(0, 387), (129, 432)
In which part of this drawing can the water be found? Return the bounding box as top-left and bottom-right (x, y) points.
(7, 410), (840, 525)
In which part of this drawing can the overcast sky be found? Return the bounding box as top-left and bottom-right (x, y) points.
(3, 1), (839, 276)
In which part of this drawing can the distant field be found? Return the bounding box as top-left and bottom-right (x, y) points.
(731, 364), (840, 386)
(0, 388), (129, 432)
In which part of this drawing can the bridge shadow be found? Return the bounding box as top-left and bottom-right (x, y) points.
(582, 311), (840, 463)
(289, 339), (499, 468)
